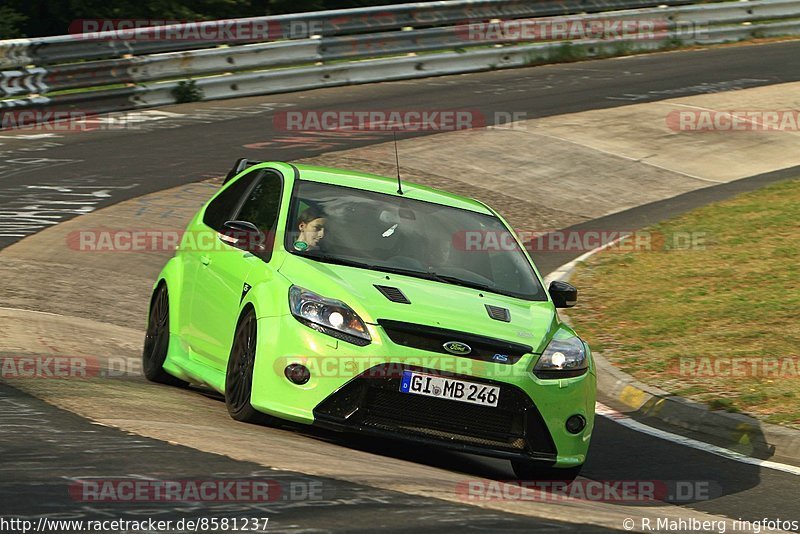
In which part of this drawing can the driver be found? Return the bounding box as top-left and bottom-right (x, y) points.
(423, 235), (452, 271)
(294, 207), (327, 251)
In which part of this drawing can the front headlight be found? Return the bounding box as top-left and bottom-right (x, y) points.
(289, 285), (371, 346)
(533, 335), (588, 379)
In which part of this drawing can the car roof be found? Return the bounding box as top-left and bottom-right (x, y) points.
(282, 163), (494, 215)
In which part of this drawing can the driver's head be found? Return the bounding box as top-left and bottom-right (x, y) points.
(297, 208), (326, 248)
(423, 236), (452, 269)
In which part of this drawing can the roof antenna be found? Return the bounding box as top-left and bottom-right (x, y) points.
(393, 130), (404, 195)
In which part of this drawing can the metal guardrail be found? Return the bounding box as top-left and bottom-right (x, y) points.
(1, 0), (799, 122)
(126, 19), (800, 108)
(0, 0), (691, 69)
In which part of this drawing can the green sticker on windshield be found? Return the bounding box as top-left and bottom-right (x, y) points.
(293, 241), (309, 251)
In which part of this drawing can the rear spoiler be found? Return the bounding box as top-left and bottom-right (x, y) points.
(222, 158), (264, 185)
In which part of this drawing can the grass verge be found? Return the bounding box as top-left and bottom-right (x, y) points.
(566, 178), (800, 427)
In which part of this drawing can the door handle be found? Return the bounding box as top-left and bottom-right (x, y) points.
(200, 255), (211, 266)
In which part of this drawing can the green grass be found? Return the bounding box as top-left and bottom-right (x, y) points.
(567, 178), (800, 428)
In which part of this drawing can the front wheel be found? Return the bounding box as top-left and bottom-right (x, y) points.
(511, 460), (582, 482)
(225, 309), (276, 425)
(142, 283), (187, 387)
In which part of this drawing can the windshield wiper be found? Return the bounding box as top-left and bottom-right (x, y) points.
(301, 253), (374, 270)
(366, 265), (442, 281)
(372, 265), (498, 293)
(432, 274), (498, 293)
(301, 255), (501, 294)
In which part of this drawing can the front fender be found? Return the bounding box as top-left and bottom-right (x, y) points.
(241, 275), (291, 320)
(242, 254), (290, 320)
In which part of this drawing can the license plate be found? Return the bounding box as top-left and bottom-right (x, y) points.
(399, 371), (499, 407)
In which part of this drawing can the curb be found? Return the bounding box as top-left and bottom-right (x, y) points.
(545, 241), (800, 466)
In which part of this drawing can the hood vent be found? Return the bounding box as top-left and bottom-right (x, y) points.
(485, 304), (511, 322)
(374, 285), (411, 304)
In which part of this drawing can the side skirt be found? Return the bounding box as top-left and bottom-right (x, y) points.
(162, 333), (226, 393)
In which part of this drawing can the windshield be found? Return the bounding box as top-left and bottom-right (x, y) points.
(284, 180), (546, 301)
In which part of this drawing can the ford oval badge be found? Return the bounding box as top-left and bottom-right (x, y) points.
(443, 341), (472, 355)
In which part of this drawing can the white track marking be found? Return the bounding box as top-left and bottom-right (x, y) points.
(0, 306), (65, 317)
(596, 402), (800, 476)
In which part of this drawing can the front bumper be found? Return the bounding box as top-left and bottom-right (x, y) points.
(313, 363), (558, 462)
(251, 314), (595, 466)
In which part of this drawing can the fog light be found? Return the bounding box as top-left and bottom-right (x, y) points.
(285, 364), (311, 385)
(565, 414), (586, 434)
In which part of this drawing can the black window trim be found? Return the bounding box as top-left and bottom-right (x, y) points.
(202, 166), (286, 264)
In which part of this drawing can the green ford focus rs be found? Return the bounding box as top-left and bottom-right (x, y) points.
(144, 159), (595, 480)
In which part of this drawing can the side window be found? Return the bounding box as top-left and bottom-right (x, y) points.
(203, 171), (261, 231)
(236, 172), (282, 233)
(234, 171), (283, 261)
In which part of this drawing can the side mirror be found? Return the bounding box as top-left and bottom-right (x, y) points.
(219, 220), (265, 252)
(549, 280), (577, 308)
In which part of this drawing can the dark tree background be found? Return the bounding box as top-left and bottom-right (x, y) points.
(0, 0), (428, 39)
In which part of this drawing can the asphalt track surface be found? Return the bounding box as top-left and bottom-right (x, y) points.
(0, 383), (616, 533)
(2, 41), (800, 531)
(3, 39), (800, 249)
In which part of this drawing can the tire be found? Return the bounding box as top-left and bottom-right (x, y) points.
(142, 283), (188, 387)
(511, 460), (582, 482)
(225, 308), (276, 425)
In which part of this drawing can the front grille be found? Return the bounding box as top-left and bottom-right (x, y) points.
(378, 319), (531, 365)
(314, 364), (556, 456)
(365, 387), (517, 440)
